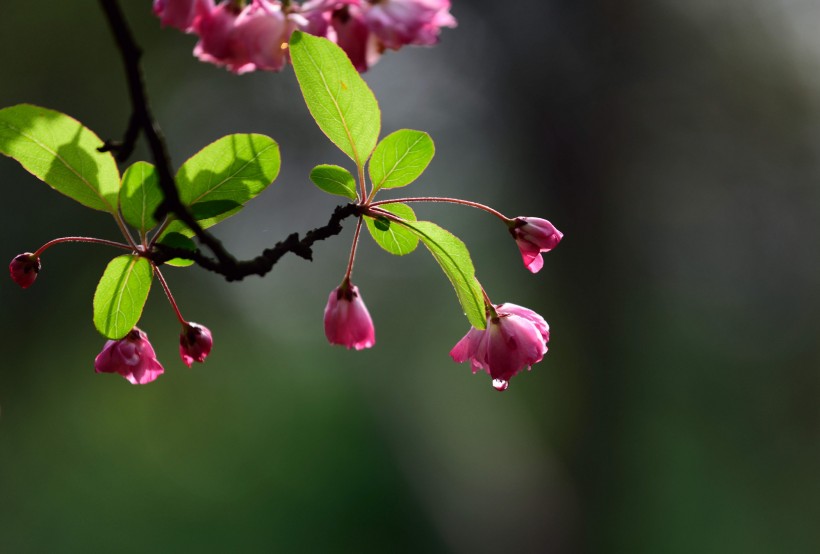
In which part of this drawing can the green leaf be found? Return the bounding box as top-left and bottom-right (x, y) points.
(290, 31), (381, 167)
(120, 161), (162, 234)
(175, 133), (280, 227)
(156, 232), (196, 268)
(309, 164), (358, 200)
(365, 203), (419, 256)
(369, 129), (434, 193)
(402, 221), (487, 329)
(93, 255), (154, 340)
(0, 104), (120, 213)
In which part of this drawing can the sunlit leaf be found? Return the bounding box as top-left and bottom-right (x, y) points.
(309, 164), (358, 200)
(290, 31), (380, 167)
(365, 203), (419, 256)
(0, 104), (120, 213)
(120, 161), (162, 234)
(175, 133), (279, 227)
(93, 255), (153, 340)
(369, 129), (434, 193)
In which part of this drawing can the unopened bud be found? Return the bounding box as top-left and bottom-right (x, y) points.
(179, 322), (213, 367)
(9, 253), (41, 289)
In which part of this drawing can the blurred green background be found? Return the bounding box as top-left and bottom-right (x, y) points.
(2, 1), (820, 552)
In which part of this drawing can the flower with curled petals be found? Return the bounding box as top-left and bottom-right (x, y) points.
(450, 303), (549, 390)
(509, 217), (563, 273)
(95, 328), (165, 385)
(364, 0), (456, 50)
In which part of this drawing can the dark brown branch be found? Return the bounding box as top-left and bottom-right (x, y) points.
(97, 112), (139, 162)
(151, 204), (359, 281)
(98, 0), (355, 280)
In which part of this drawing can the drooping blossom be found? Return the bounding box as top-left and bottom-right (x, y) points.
(301, 0), (381, 71)
(158, 0), (456, 73)
(509, 217), (563, 273)
(9, 252), (41, 289)
(230, 0), (303, 73)
(328, 3), (382, 71)
(153, 0), (207, 32)
(324, 281), (375, 350)
(179, 322), (213, 367)
(364, 0), (456, 50)
(193, 0), (304, 74)
(95, 328), (165, 385)
(450, 303), (549, 390)
(192, 1), (239, 68)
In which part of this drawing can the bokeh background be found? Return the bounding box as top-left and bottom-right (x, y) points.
(2, 1), (820, 552)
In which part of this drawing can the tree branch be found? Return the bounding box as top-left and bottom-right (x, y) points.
(151, 203), (359, 281)
(98, 0), (355, 281)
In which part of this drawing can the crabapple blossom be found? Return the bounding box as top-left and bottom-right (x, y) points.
(193, 0), (304, 74)
(450, 303), (549, 390)
(179, 322), (214, 367)
(9, 253), (41, 289)
(94, 328), (165, 385)
(153, 0), (206, 32)
(324, 281), (375, 350)
(364, 0), (456, 50)
(509, 217), (563, 273)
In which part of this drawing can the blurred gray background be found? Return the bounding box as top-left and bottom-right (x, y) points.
(2, 1), (820, 552)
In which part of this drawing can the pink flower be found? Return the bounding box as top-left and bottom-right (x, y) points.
(179, 322), (213, 367)
(95, 328), (165, 385)
(364, 0), (456, 50)
(300, 1), (381, 71)
(9, 253), (41, 289)
(193, 0), (302, 74)
(324, 281), (375, 350)
(153, 0), (208, 32)
(192, 1), (239, 68)
(330, 4), (381, 71)
(450, 303), (549, 390)
(509, 217), (563, 273)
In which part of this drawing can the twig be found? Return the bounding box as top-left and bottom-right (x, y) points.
(151, 204), (359, 281)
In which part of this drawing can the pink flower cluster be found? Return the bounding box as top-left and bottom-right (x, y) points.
(153, 0), (456, 73)
(94, 324), (214, 385)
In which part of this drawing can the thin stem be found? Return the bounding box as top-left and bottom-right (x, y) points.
(148, 216), (172, 249)
(113, 211), (140, 249)
(33, 236), (134, 258)
(370, 196), (510, 222)
(480, 285), (498, 319)
(343, 217), (364, 282)
(154, 266), (187, 325)
(357, 164), (367, 203)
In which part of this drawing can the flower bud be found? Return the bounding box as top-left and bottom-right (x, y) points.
(509, 217), (563, 273)
(179, 322), (213, 367)
(95, 328), (165, 385)
(9, 253), (41, 289)
(324, 281), (375, 350)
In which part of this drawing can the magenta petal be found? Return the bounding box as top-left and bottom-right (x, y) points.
(324, 283), (376, 350)
(450, 303), (550, 387)
(94, 328), (165, 385)
(9, 253), (41, 289)
(179, 322), (213, 367)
